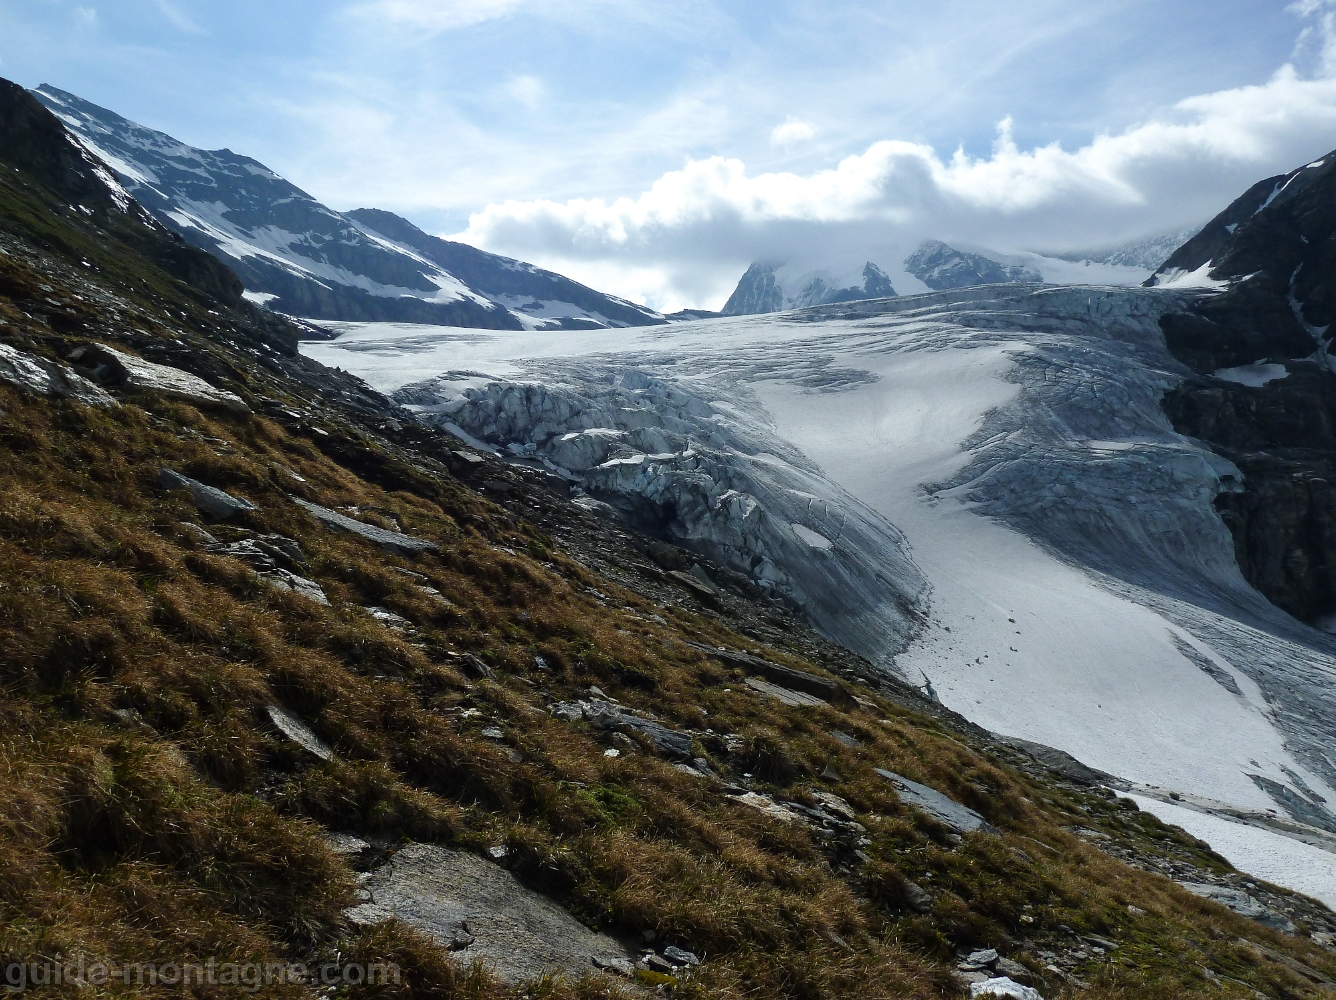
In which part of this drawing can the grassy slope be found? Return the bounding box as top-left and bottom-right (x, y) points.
(0, 156), (1335, 1000)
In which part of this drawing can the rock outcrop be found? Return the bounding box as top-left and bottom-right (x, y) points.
(78, 343), (251, 414)
(876, 769), (999, 835)
(158, 468), (258, 520)
(293, 497), (438, 555)
(346, 844), (635, 984)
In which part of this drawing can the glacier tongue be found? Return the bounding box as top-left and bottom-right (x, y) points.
(307, 283), (1336, 904)
(394, 364), (930, 666)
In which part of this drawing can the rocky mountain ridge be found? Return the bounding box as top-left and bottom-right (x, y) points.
(32, 85), (666, 331)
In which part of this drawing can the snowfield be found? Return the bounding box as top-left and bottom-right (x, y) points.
(304, 284), (1336, 904)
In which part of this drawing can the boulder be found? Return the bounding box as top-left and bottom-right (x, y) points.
(265, 569), (330, 605)
(293, 497), (438, 555)
(662, 946), (700, 967)
(876, 769), (999, 835)
(0, 342), (116, 406)
(690, 643), (853, 706)
(345, 843), (634, 984)
(903, 880), (933, 913)
(76, 343), (250, 414)
(158, 468), (258, 520)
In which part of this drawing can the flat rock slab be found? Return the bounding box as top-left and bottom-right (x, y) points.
(158, 468), (258, 520)
(346, 844), (633, 984)
(80, 344), (250, 414)
(969, 978), (1042, 1000)
(745, 676), (826, 708)
(876, 768), (999, 834)
(293, 497), (438, 555)
(0, 342), (116, 407)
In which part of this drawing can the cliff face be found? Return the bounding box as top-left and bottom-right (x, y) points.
(1152, 148), (1336, 628)
(1163, 363), (1336, 623)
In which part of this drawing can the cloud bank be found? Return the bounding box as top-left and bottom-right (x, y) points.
(456, 53), (1336, 311)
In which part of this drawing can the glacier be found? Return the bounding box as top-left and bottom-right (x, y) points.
(305, 284), (1336, 906)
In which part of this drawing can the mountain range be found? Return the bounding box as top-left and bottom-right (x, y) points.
(30, 84), (1194, 327)
(716, 235), (1190, 317)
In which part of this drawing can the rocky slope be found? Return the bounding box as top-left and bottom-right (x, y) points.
(721, 262), (896, 316)
(32, 85), (665, 331)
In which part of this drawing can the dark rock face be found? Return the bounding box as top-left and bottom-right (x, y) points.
(904, 240), (1041, 290)
(1164, 365), (1336, 623)
(30, 86), (665, 331)
(1154, 146), (1336, 627)
(721, 261), (895, 316)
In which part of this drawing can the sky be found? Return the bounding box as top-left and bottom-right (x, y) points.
(2, 1), (1336, 310)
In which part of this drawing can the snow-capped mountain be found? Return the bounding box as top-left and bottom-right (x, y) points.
(903, 239), (1042, 289)
(32, 85), (666, 331)
(720, 262), (896, 316)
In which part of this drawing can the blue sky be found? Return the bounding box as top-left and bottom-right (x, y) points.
(2, 1), (1335, 309)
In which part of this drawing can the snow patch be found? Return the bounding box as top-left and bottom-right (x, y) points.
(1151, 261), (1228, 288)
(1213, 363), (1288, 386)
(243, 290), (279, 306)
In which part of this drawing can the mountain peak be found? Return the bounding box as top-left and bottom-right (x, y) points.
(720, 260), (896, 316)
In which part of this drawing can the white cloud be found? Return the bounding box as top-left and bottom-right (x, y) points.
(770, 117), (815, 147)
(455, 60), (1336, 311)
(73, 5), (97, 30)
(507, 74), (544, 109)
(348, 0), (527, 33)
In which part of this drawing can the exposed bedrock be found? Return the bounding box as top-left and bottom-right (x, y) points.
(1164, 361), (1336, 626)
(394, 368), (930, 668)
